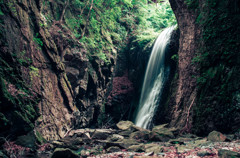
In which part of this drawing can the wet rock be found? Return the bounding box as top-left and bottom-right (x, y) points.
(51, 148), (79, 158)
(117, 121), (134, 130)
(118, 130), (134, 137)
(109, 134), (124, 142)
(207, 131), (226, 142)
(218, 149), (240, 158)
(80, 149), (90, 157)
(193, 138), (208, 146)
(52, 140), (65, 147)
(144, 144), (163, 154)
(51, 137), (85, 150)
(150, 125), (176, 142)
(132, 125), (150, 132)
(176, 145), (194, 153)
(69, 129), (115, 138)
(89, 145), (104, 155)
(91, 130), (113, 140)
(130, 131), (150, 141)
(115, 139), (140, 149)
(128, 144), (145, 152)
(197, 149), (215, 157)
(107, 146), (121, 153)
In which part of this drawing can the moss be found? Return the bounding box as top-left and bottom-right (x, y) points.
(29, 66), (39, 81)
(191, 0), (240, 134)
(0, 52), (40, 137)
(35, 130), (47, 144)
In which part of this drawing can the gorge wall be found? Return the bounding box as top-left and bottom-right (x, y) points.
(0, 0), (116, 141)
(0, 0), (239, 144)
(168, 0), (240, 134)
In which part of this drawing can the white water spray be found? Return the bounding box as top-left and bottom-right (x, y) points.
(134, 26), (175, 129)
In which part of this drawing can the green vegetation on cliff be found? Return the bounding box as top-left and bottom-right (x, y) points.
(42, 0), (176, 63)
(185, 0), (240, 134)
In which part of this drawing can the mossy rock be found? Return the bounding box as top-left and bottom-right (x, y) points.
(15, 131), (46, 148)
(150, 124), (176, 142)
(116, 121), (134, 130)
(218, 149), (240, 158)
(207, 131), (226, 142)
(130, 130), (150, 141)
(106, 146), (121, 153)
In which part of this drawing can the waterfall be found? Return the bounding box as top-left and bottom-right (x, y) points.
(134, 26), (175, 129)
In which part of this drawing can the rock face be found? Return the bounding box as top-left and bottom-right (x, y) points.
(106, 71), (134, 122)
(168, 0), (240, 134)
(0, 0), (116, 140)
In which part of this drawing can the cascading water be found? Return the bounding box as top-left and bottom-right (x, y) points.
(134, 26), (175, 129)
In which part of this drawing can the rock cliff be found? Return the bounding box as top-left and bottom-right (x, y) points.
(168, 0), (240, 134)
(0, 0), (116, 140)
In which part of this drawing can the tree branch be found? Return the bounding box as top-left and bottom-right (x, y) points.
(80, 0), (94, 39)
(59, 0), (69, 23)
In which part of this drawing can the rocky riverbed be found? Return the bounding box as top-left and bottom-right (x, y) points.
(1, 121), (240, 158)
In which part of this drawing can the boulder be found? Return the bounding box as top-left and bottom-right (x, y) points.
(207, 131), (226, 142)
(51, 148), (79, 158)
(218, 149), (240, 158)
(176, 145), (194, 153)
(132, 125), (150, 132)
(116, 121), (134, 130)
(106, 146), (121, 153)
(144, 143), (163, 154)
(80, 150), (90, 157)
(15, 131), (38, 148)
(128, 144), (145, 152)
(197, 149), (215, 157)
(51, 137), (85, 150)
(150, 129), (174, 142)
(91, 130), (113, 140)
(150, 124), (176, 142)
(115, 139), (140, 149)
(118, 130), (134, 137)
(130, 131), (150, 141)
(108, 134), (124, 142)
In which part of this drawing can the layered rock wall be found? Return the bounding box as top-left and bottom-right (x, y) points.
(0, 0), (115, 140)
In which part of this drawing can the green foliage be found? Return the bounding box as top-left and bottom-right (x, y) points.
(7, 1), (17, 16)
(130, 1), (177, 51)
(97, 52), (110, 64)
(29, 66), (40, 81)
(185, 0), (199, 9)
(61, 0), (176, 64)
(171, 54), (178, 62)
(33, 33), (43, 50)
(0, 8), (4, 16)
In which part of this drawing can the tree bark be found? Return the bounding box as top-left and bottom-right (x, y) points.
(59, 0), (69, 23)
(80, 0), (94, 39)
(168, 0), (200, 130)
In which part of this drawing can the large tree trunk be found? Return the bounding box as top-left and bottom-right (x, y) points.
(168, 0), (200, 131)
